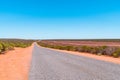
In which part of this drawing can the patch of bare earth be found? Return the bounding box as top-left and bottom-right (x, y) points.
(47, 48), (120, 64)
(0, 45), (33, 80)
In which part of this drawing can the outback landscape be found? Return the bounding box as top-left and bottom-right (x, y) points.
(38, 39), (120, 58)
(1, 0), (120, 80)
(0, 39), (34, 80)
(0, 39), (120, 80)
(0, 39), (34, 54)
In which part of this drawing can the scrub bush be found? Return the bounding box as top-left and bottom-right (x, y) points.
(37, 41), (120, 58)
(0, 39), (34, 54)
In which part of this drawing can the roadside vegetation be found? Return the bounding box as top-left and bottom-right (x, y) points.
(37, 40), (120, 58)
(0, 39), (34, 54)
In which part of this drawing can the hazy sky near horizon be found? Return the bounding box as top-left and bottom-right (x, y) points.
(0, 0), (120, 39)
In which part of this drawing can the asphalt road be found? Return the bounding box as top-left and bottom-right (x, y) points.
(29, 44), (120, 80)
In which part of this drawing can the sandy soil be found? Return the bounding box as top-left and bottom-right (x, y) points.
(47, 48), (120, 64)
(0, 45), (33, 80)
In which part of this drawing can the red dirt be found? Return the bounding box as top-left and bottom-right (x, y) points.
(42, 40), (120, 47)
(0, 45), (33, 80)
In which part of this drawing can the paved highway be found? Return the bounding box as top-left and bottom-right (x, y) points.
(29, 44), (120, 80)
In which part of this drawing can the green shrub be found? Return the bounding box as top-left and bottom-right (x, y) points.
(55, 46), (64, 49)
(1, 43), (6, 52)
(0, 44), (3, 54)
(90, 47), (98, 54)
(91, 46), (107, 55)
(112, 48), (120, 58)
(80, 46), (92, 52)
(0, 39), (34, 54)
(61, 46), (74, 51)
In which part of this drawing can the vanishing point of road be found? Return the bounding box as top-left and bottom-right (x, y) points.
(29, 43), (120, 80)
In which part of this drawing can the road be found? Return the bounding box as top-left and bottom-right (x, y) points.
(29, 44), (120, 80)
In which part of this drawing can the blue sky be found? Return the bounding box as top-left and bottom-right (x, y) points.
(0, 0), (120, 39)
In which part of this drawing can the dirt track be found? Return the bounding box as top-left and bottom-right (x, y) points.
(0, 46), (33, 80)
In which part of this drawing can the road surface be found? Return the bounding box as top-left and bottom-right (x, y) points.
(29, 44), (120, 80)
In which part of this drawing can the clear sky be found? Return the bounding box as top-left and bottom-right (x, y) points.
(0, 0), (120, 39)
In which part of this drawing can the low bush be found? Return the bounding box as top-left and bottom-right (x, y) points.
(103, 47), (117, 56)
(37, 41), (120, 58)
(112, 48), (120, 58)
(0, 39), (34, 54)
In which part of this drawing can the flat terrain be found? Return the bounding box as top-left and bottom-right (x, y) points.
(41, 40), (120, 46)
(29, 44), (120, 80)
(0, 43), (120, 80)
(0, 45), (33, 80)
